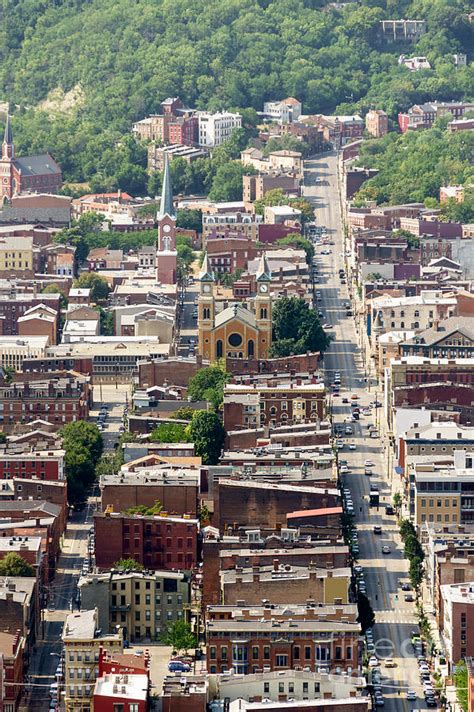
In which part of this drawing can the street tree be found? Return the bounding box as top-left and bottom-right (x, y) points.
(186, 411), (225, 465)
(74, 273), (110, 303)
(187, 364), (230, 410)
(0, 553), (35, 577)
(161, 621), (197, 654)
(271, 296), (331, 357)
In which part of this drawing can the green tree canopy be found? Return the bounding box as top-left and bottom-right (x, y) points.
(276, 233), (314, 264)
(271, 296), (331, 357)
(0, 552), (35, 577)
(149, 423), (189, 443)
(161, 620), (197, 654)
(454, 661), (468, 712)
(60, 421), (103, 504)
(187, 365), (230, 410)
(74, 273), (110, 303)
(186, 411), (226, 465)
(42, 284), (69, 310)
(113, 558), (144, 572)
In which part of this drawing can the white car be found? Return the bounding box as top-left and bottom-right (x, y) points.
(340, 465), (349, 473)
(368, 656), (379, 667)
(407, 691), (416, 701)
(349, 444), (357, 450)
(364, 460), (374, 467)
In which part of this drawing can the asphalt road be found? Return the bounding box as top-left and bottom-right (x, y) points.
(304, 153), (430, 712)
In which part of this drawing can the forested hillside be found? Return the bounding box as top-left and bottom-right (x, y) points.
(1, 0), (473, 189)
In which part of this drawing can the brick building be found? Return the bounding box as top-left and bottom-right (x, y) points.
(216, 479), (339, 531)
(0, 370), (90, 432)
(243, 173), (300, 206)
(0, 113), (62, 201)
(0, 577), (38, 652)
(161, 675), (207, 712)
(206, 604), (360, 675)
(94, 511), (199, 571)
(344, 168), (379, 200)
(206, 235), (259, 274)
(99, 468), (199, 516)
(223, 380), (325, 431)
(0, 291), (60, 337)
(93, 672), (148, 712)
(0, 447), (65, 481)
(0, 630), (25, 712)
(220, 561), (350, 606)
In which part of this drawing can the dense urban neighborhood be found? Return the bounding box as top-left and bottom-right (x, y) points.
(0, 1), (473, 711)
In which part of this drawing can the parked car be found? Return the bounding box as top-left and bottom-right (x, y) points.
(373, 526), (382, 535)
(382, 546), (391, 555)
(168, 661), (191, 673)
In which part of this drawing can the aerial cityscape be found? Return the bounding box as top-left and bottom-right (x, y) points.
(0, 1), (473, 711)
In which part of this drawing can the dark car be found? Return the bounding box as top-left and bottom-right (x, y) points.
(404, 594), (415, 602)
(342, 398), (349, 403)
(373, 526), (382, 535)
(401, 583), (411, 591)
(385, 505), (395, 515)
(426, 699), (437, 708)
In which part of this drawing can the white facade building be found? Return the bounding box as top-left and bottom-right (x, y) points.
(198, 112), (242, 147)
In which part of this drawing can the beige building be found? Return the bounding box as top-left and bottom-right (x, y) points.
(0, 235), (33, 272)
(365, 109), (388, 138)
(377, 330), (415, 375)
(78, 570), (190, 643)
(62, 608), (123, 712)
(241, 148), (303, 177)
(0, 335), (49, 371)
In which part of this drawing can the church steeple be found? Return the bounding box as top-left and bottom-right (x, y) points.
(2, 110), (14, 160)
(256, 252), (272, 282)
(157, 153), (175, 220)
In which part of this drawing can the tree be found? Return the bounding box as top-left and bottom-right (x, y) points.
(208, 162), (254, 202)
(161, 620), (197, 654)
(186, 411), (225, 466)
(271, 296), (331, 357)
(0, 432), (6, 444)
(171, 406), (197, 421)
(392, 492), (402, 511)
(277, 233), (314, 264)
(404, 534), (424, 562)
(409, 556), (424, 591)
(149, 423), (189, 443)
(0, 552), (35, 577)
(113, 558), (144, 572)
(123, 500), (162, 516)
(187, 365), (230, 410)
(357, 592), (375, 633)
(454, 661), (468, 712)
(60, 422), (103, 504)
(176, 209), (202, 233)
(74, 273), (110, 303)
(399, 519), (417, 542)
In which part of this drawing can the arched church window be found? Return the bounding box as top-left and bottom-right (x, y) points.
(248, 340), (254, 357)
(216, 340), (223, 358)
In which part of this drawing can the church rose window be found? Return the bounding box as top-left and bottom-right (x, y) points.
(228, 333), (243, 347)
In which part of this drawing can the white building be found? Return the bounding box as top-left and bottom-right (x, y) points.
(263, 97), (302, 123)
(0, 335), (49, 371)
(198, 112), (242, 147)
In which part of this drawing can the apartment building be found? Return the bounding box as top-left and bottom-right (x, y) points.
(0, 370), (90, 432)
(398, 101), (474, 133)
(365, 109), (388, 138)
(198, 112), (242, 147)
(411, 451), (474, 526)
(94, 511), (199, 572)
(0, 335), (49, 371)
(78, 570), (190, 643)
(441, 582), (474, 664)
(0, 235), (33, 274)
(0, 447), (65, 481)
(202, 212), (263, 242)
(220, 561), (350, 606)
(62, 609), (123, 712)
(206, 604), (360, 675)
(223, 380), (325, 431)
(212, 669), (366, 707)
(399, 317), (474, 359)
(263, 98), (302, 123)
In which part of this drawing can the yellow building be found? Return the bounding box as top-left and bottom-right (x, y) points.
(0, 235), (33, 271)
(62, 608), (123, 712)
(198, 252), (272, 362)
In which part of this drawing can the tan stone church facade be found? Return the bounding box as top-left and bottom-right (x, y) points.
(197, 253), (272, 362)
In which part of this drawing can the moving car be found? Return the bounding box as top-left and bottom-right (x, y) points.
(385, 505), (395, 515)
(384, 658), (396, 668)
(368, 656), (379, 667)
(405, 594), (415, 602)
(168, 660), (191, 673)
(364, 460), (374, 467)
(407, 691), (416, 700)
(349, 444), (357, 450)
(382, 546), (391, 555)
(373, 526), (382, 535)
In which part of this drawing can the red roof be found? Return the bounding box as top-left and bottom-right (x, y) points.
(287, 506), (343, 519)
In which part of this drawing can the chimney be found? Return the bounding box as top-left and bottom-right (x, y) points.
(273, 558), (279, 572)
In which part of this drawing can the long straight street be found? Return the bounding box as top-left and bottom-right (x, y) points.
(303, 153), (427, 712)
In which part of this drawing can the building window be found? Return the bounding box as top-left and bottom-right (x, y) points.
(263, 646), (270, 660)
(275, 654), (288, 667)
(252, 646), (259, 659)
(293, 646), (300, 660)
(305, 646), (311, 660)
(264, 682), (270, 694)
(210, 646), (216, 660)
